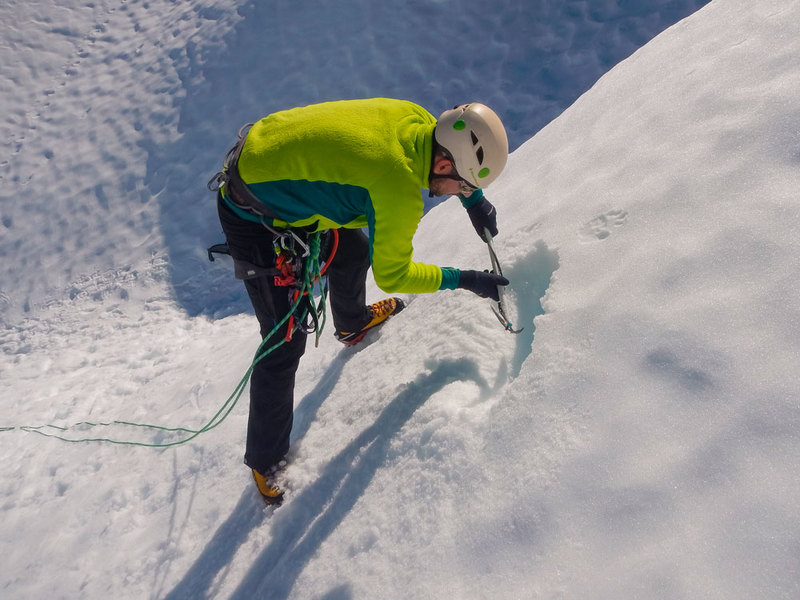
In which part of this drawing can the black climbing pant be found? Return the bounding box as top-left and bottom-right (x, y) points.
(217, 196), (370, 472)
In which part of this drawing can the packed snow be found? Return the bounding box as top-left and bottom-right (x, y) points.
(3, 0), (800, 599)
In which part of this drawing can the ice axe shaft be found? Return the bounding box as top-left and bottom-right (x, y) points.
(484, 228), (523, 334)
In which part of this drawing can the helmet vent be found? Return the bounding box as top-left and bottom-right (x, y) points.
(475, 146), (484, 165)
(470, 131), (479, 145)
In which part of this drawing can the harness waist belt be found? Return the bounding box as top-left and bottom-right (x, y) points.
(224, 140), (283, 220)
(210, 125), (319, 236)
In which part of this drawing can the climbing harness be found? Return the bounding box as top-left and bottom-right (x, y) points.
(207, 123), (286, 222)
(206, 122), (332, 342)
(484, 228), (523, 334)
(206, 121), (344, 342)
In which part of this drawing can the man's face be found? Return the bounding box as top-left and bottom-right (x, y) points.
(429, 156), (476, 197)
(429, 175), (463, 197)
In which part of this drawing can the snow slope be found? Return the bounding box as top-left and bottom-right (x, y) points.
(4, 0), (800, 599)
(0, 0), (709, 322)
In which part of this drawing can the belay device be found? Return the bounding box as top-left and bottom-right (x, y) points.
(484, 228), (523, 334)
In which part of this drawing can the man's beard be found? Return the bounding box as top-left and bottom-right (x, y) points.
(428, 177), (452, 197)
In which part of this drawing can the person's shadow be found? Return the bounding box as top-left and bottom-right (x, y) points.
(164, 356), (485, 599)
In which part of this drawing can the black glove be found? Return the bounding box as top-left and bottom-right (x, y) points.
(466, 197), (498, 242)
(458, 270), (509, 301)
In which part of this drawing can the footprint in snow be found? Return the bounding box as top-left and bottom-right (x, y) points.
(579, 209), (628, 242)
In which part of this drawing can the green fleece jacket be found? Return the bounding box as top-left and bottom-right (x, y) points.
(226, 98), (461, 294)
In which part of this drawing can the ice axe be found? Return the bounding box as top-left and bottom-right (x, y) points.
(484, 228), (523, 334)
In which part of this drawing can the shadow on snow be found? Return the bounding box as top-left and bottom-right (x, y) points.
(164, 356), (484, 599)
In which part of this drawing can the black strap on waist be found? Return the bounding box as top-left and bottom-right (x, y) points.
(207, 124), (282, 221)
(206, 242), (281, 281)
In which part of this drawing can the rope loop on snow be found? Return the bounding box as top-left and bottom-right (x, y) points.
(5, 230), (335, 448)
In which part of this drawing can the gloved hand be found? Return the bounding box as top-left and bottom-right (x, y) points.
(466, 197), (498, 242)
(458, 270), (509, 302)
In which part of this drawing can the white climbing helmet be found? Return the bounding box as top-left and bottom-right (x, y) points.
(435, 103), (509, 188)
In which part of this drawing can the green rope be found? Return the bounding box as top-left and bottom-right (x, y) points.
(6, 232), (328, 448)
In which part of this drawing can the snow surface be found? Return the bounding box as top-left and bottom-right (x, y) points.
(3, 0), (800, 598)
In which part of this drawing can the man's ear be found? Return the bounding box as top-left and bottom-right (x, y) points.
(432, 155), (453, 175)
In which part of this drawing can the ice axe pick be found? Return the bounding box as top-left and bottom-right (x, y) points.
(484, 228), (523, 334)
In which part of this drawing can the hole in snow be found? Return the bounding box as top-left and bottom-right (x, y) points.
(503, 240), (559, 379)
